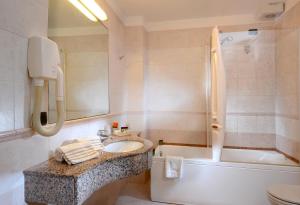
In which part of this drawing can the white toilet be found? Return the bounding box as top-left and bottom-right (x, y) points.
(267, 184), (300, 205)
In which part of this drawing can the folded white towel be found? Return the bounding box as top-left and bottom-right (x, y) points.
(54, 137), (103, 165)
(54, 139), (84, 162)
(59, 141), (92, 153)
(79, 140), (104, 151)
(63, 150), (99, 165)
(79, 136), (104, 151)
(165, 156), (183, 179)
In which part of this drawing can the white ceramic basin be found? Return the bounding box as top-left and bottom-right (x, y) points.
(103, 141), (144, 153)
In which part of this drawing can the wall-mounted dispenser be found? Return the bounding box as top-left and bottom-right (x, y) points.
(28, 36), (65, 137)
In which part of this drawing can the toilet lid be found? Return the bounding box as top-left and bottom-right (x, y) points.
(268, 184), (300, 204)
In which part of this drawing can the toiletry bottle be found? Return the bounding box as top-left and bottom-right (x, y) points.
(121, 122), (129, 133)
(112, 121), (119, 134)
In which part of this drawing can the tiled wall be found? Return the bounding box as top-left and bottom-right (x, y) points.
(145, 28), (211, 145)
(124, 24), (280, 147)
(223, 30), (277, 148)
(124, 26), (147, 133)
(222, 1), (300, 157)
(275, 2), (300, 161)
(0, 0), (48, 133)
(124, 27), (213, 145)
(0, 0), (127, 203)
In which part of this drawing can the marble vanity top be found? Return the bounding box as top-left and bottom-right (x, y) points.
(23, 136), (153, 205)
(24, 135), (153, 177)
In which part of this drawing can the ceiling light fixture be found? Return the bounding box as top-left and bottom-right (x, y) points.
(68, 0), (108, 22)
(68, 0), (97, 22)
(80, 0), (108, 21)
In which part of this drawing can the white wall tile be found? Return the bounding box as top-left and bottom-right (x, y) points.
(257, 116), (275, 134)
(0, 82), (14, 132)
(0, 0), (128, 204)
(237, 116), (257, 133)
(226, 116), (238, 133)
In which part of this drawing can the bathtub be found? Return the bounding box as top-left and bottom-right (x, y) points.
(151, 145), (300, 205)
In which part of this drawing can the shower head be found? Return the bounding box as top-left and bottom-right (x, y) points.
(220, 30), (258, 47)
(221, 36), (234, 45)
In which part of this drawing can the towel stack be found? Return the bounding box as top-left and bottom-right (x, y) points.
(84, 137), (104, 151)
(55, 136), (104, 165)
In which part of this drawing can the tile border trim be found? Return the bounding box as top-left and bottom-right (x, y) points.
(0, 112), (126, 144)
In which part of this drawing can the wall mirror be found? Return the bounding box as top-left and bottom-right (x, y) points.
(48, 0), (109, 123)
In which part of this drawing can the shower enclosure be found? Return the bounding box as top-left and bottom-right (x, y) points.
(218, 28), (300, 167)
(151, 26), (300, 205)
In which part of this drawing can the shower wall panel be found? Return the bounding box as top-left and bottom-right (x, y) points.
(275, 2), (300, 161)
(222, 30), (276, 148)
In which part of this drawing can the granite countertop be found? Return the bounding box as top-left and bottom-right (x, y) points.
(24, 135), (154, 204)
(24, 135), (153, 178)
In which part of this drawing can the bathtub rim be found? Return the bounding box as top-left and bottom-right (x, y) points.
(153, 145), (300, 172)
(154, 142), (300, 164)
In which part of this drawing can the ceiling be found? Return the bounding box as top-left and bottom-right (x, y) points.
(112, 0), (275, 22)
(48, 0), (300, 31)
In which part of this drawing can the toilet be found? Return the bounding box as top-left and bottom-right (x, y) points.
(267, 184), (300, 205)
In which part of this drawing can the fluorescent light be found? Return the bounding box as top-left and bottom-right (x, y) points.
(80, 0), (108, 21)
(68, 0), (98, 22)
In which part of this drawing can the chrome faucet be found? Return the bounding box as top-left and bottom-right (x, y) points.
(97, 129), (110, 143)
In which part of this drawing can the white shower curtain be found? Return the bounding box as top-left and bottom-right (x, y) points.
(210, 26), (226, 161)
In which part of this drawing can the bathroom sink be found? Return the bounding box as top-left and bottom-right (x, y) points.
(103, 141), (144, 153)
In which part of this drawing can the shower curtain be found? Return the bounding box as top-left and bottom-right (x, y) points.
(210, 26), (226, 161)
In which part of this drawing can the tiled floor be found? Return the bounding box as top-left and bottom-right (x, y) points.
(116, 182), (172, 205)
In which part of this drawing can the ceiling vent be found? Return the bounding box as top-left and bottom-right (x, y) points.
(258, 2), (285, 20)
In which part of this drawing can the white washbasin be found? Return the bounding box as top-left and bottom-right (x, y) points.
(103, 141), (144, 153)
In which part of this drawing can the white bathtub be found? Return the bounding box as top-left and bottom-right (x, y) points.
(151, 145), (300, 205)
